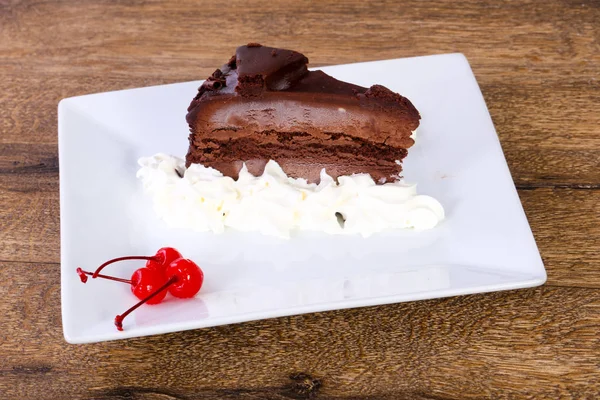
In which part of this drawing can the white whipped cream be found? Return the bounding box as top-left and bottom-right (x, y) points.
(136, 154), (444, 238)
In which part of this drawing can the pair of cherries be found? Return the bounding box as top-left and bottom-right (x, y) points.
(77, 247), (203, 331)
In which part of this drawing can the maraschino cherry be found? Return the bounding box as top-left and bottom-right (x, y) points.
(165, 258), (204, 298)
(91, 247), (182, 278)
(114, 258), (203, 331)
(77, 266), (169, 304)
(76, 247), (204, 332)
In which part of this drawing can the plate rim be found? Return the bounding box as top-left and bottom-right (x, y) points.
(58, 52), (546, 344)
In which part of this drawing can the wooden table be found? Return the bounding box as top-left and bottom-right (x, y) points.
(1, 1), (599, 398)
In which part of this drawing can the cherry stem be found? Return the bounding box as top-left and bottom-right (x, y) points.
(114, 276), (178, 331)
(76, 268), (132, 284)
(92, 255), (157, 279)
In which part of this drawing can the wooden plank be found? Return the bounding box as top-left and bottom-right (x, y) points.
(0, 1), (600, 187)
(485, 83), (600, 188)
(1, 0), (599, 187)
(520, 188), (600, 288)
(0, 76), (181, 146)
(2, 0), (600, 398)
(0, 260), (598, 399)
(1, 1), (598, 77)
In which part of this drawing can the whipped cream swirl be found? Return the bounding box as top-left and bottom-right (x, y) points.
(137, 154), (444, 238)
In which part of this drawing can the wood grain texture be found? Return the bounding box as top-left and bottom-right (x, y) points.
(1, 261), (599, 399)
(1, 0), (599, 184)
(1, 0), (599, 398)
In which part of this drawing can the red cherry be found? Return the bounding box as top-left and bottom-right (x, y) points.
(145, 247), (183, 273)
(115, 275), (177, 331)
(130, 268), (168, 305)
(113, 259), (203, 331)
(76, 248), (203, 331)
(92, 247), (182, 278)
(166, 258), (204, 298)
(76, 267), (167, 304)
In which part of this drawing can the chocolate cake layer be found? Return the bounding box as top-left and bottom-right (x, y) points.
(186, 44), (420, 183)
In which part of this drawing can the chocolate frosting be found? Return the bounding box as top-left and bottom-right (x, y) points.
(187, 44), (419, 123)
(236, 43), (309, 91)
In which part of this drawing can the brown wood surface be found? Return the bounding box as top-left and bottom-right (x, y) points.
(1, 0), (599, 398)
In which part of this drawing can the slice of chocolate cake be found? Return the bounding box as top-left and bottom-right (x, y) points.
(186, 44), (420, 184)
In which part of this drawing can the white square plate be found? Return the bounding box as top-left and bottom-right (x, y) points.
(59, 53), (546, 344)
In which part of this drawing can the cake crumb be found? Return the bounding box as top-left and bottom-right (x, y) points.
(247, 42), (262, 47)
